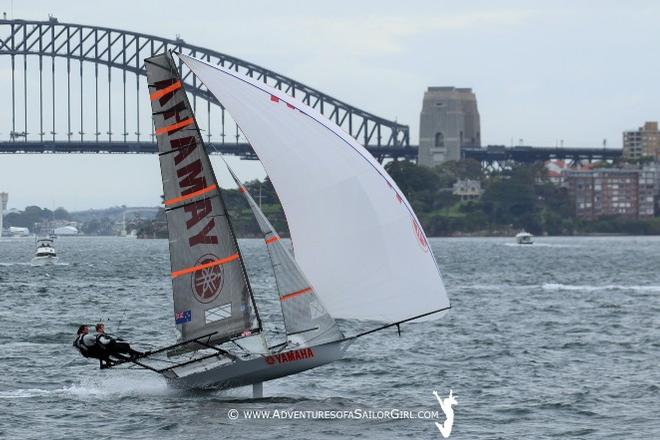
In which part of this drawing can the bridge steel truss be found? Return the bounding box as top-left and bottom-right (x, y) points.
(462, 145), (623, 170)
(0, 18), (412, 161)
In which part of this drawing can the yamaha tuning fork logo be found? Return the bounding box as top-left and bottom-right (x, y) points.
(192, 253), (225, 303)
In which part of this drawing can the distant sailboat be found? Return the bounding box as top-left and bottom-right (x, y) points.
(120, 212), (138, 238)
(107, 52), (449, 394)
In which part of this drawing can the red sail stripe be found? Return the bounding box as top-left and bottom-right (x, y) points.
(155, 117), (194, 135)
(150, 80), (182, 101)
(163, 184), (217, 206)
(280, 287), (312, 301)
(265, 236), (280, 244)
(171, 253), (239, 279)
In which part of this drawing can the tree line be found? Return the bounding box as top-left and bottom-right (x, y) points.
(384, 159), (660, 236)
(5, 161), (659, 237)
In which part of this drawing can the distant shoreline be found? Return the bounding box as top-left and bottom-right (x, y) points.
(438, 232), (647, 238)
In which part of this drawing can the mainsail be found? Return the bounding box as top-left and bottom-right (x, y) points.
(179, 53), (450, 324)
(225, 165), (343, 346)
(145, 53), (261, 345)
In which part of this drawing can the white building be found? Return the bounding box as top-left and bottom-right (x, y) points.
(54, 225), (79, 236)
(9, 226), (30, 237)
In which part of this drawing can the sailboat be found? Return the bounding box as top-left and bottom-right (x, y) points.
(120, 212), (138, 238)
(107, 52), (449, 395)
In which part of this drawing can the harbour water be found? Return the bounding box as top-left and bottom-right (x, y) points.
(0, 236), (658, 439)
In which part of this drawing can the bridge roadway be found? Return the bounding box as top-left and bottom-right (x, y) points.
(0, 141), (622, 164)
(0, 141), (419, 162)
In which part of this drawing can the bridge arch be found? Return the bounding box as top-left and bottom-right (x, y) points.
(0, 18), (411, 159)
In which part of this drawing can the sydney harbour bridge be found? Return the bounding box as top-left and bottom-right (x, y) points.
(0, 18), (621, 165)
(0, 17), (414, 162)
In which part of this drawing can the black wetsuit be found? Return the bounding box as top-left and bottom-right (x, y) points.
(96, 333), (142, 360)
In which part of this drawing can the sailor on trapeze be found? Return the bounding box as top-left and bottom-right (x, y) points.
(73, 323), (143, 368)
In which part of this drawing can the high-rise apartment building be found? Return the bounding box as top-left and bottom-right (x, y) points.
(623, 121), (660, 160)
(418, 87), (480, 167)
(639, 160), (660, 216)
(563, 169), (655, 219)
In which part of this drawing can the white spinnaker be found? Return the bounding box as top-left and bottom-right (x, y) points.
(179, 53), (449, 323)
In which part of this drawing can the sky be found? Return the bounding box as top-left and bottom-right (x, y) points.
(0, 0), (658, 210)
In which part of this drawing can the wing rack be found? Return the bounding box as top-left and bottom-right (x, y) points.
(105, 332), (237, 372)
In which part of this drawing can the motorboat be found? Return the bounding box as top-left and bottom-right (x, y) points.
(31, 238), (58, 266)
(515, 231), (534, 245)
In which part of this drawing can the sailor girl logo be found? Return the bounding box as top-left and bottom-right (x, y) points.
(192, 253), (224, 303)
(412, 218), (429, 252)
(433, 389), (457, 438)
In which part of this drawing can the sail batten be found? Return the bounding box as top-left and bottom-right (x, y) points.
(163, 184), (218, 206)
(179, 53), (450, 324)
(146, 53), (261, 346)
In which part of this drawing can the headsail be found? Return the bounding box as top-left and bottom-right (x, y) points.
(145, 53), (261, 345)
(179, 53), (450, 324)
(226, 165), (343, 346)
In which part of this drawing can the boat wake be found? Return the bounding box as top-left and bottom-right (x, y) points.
(503, 243), (580, 248)
(0, 388), (55, 399)
(459, 283), (660, 293)
(459, 283), (538, 291)
(0, 375), (170, 400)
(0, 262), (69, 266)
(542, 283), (660, 292)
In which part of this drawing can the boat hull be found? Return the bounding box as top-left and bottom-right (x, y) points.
(163, 339), (352, 390)
(31, 256), (58, 266)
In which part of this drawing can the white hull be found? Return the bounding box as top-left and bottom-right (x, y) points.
(164, 339), (352, 390)
(31, 256), (58, 266)
(515, 232), (534, 245)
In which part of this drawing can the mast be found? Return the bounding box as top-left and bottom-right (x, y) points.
(145, 52), (261, 346)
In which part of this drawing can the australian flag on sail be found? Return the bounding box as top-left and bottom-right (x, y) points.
(175, 310), (192, 325)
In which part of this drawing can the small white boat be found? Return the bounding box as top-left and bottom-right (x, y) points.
(515, 231), (534, 245)
(31, 238), (58, 266)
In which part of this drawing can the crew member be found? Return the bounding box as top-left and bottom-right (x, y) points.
(95, 323), (143, 361)
(73, 325), (111, 368)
